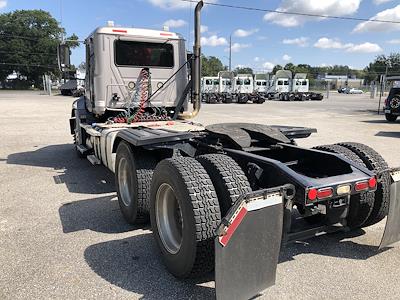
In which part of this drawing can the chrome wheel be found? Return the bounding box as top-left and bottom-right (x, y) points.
(155, 183), (183, 254)
(118, 157), (132, 207)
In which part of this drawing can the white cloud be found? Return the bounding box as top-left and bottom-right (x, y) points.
(374, 0), (393, 5)
(314, 37), (383, 53)
(163, 19), (187, 28)
(264, 0), (361, 27)
(346, 42), (383, 53)
(387, 39), (400, 44)
(0, 0), (6, 9)
(263, 62), (275, 71)
(225, 43), (251, 53)
(201, 35), (228, 47)
(282, 54), (292, 61)
(353, 5), (400, 33)
(147, 0), (216, 9)
(282, 37), (309, 47)
(257, 36), (268, 41)
(254, 57), (261, 62)
(200, 25), (208, 33)
(314, 37), (352, 49)
(233, 28), (259, 38)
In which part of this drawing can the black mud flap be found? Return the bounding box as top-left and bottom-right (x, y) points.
(214, 185), (294, 300)
(380, 169), (400, 249)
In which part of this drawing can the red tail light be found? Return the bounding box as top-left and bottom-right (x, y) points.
(368, 177), (377, 188)
(385, 98), (389, 106)
(112, 29), (128, 33)
(308, 188), (317, 201)
(355, 181), (368, 191)
(317, 188), (333, 199)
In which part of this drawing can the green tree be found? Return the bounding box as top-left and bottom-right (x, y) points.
(364, 53), (400, 84)
(201, 55), (226, 76)
(0, 10), (78, 88)
(234, 67), (253, 75)
(272, 65), (283, 74)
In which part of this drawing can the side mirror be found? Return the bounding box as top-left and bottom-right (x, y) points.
(58, 44), (71, 71)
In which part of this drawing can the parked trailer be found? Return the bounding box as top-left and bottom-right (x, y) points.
(60, 2), (400, 299)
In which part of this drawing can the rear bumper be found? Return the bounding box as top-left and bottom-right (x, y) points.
(384, 109), (400, 116)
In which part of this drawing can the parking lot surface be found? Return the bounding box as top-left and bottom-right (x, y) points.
(1, 90), (400, 299)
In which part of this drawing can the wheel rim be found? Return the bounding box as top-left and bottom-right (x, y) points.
(155, 183), (183, 254)
(118, 157), (132, 207)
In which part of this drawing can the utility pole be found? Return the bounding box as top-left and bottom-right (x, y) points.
(229, 34), (232, 72)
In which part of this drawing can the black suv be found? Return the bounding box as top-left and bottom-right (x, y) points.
(385, 87), (400, 122)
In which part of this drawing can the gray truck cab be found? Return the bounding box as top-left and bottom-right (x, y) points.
(84, 26), (188, 116)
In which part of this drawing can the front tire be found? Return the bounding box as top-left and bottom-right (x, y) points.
(150, 157), (221, 278)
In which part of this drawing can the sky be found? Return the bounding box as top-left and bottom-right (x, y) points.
(1, 0), (400, 71)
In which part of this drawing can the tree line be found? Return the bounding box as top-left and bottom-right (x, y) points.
(202, 54), (400, 85)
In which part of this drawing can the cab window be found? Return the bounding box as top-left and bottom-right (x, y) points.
(115, 40), (174, 68)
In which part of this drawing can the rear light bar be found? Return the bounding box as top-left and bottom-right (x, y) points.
(307, 177), (377, 202)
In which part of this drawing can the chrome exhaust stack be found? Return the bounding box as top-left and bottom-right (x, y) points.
(179, 0), (203, 120)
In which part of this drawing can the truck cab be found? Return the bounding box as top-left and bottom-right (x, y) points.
(84, 26), (188, 116)
(293, 73), (309, 93)
(234, 74), (254, 94)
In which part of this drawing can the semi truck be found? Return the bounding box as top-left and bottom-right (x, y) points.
(267, 70), (324, 101)
(201, 76), (220, 103)
(201, 72), (265, 104)
(60, 2), (400, 299)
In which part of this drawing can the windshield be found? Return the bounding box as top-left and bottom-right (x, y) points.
(244, 79), (251, 85)
(115, 40), (174, 68)
(236, 79), (243, 85)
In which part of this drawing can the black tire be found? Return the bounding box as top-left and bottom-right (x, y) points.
(385, 113), (398, 122)
(313, 144), (375, 228)
(337, 142), (391, 226)
(150, 157), (221, 278)
(196, 154), (252, 216)
(115, 141), (157, 224)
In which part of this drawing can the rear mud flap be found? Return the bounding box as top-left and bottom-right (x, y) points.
(380, 170), (400, 249)
(214, 185), (293, 300)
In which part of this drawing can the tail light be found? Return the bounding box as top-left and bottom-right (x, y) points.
(385, 98), (389, 106)
(317, 188), (333, 200)
(368, 177), (377, 189)
(355, 181), (369, 192)
(307, 188), (317, 201)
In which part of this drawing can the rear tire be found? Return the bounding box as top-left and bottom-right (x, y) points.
(150, 157), (221, 278)
(385, 113), (398, 122)
(313, 144), (375, 228)
(196, 154), (252, 216)
(115, 142), (157, 224)
(337, 142), (391, 226)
